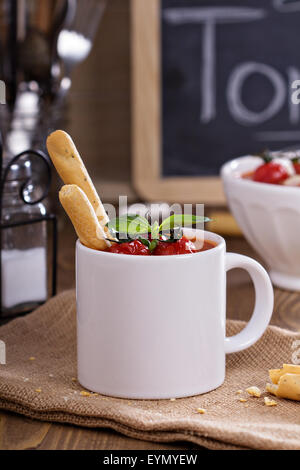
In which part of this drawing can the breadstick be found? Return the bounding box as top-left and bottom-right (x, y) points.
(59, 184), (110, 251)
(266, 374), (300, 401)
(46, 130), (109, 229)
(269, 364), (300, 384)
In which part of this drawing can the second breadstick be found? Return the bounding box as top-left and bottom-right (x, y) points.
(269, 364), (300, 384)
(267, 374), (300, 401)
(59, 184), (110, 251)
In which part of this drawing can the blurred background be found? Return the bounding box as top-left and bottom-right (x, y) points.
(0, 0), (134, 319)
(0, 0), (133, 203)
(1, 1), (300, 450)
(3, 0), (297, 207)
(63, 0), (133, 202)
(1, 0), (300, 321)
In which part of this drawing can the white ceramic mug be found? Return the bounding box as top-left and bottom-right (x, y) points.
(76, 230), (274, 399)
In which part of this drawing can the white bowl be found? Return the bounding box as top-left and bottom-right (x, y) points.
(221, 156), (300, 291)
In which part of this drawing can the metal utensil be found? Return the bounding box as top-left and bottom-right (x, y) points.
(57, 0), (106, 95)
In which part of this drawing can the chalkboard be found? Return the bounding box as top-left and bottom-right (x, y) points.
(162, 0), (300, 177)
(131, 0), (300, 203)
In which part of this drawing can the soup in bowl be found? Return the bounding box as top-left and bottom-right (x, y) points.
(221, 155), (300, 291)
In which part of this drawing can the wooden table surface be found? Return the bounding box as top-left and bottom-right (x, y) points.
(1, 220), (300, 450)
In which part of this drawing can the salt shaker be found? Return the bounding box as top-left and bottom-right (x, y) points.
(1, 159), (48, 316)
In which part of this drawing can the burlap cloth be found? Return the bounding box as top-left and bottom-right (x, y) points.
(0, 291), (300, 450)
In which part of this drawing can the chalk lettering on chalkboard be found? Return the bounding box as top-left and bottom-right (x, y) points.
(162, 1), (300, 178)
(163, 7), (266, 123)
(291, 79), (300, 104)
(164, 5), (300, 132)
(255, 130), (300, 141)
(289, 69), (300, 124)
(227, 62), (286, 126)
(273, 0), (300, 12)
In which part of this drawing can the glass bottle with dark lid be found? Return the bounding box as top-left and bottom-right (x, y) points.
(1, 158), (48, 316)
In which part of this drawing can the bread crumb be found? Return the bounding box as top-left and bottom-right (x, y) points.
(49, 374), (54, 378)
(246, 386), (261, 398)
(35, 388), (42, 393)
(29, 357), (35, 361)
(80, 391), (91, 397)
(245, 404), (249, 408)
(170, 398), (176, 401)
(71, 377), (77, 382)
(236, 390), (243, 394)
(264, 397), (277, 407)
(196, 408), (206, 414)
(239, 398), (247, 403)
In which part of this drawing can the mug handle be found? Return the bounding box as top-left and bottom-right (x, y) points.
(225, 253), (274, 354)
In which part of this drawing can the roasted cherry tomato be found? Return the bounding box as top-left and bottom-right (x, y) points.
(107, 240), (150, 255)
(153, 237), (197, 256)
(293, 161), (300, 175)
(253, 161), (289, 185)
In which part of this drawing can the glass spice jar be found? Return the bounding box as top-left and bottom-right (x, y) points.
(1, 159), (48, 316)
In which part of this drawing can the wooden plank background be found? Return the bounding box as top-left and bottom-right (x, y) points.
(65, 0), (135, 202)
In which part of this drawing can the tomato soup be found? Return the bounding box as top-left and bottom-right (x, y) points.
(106, 236), (217, 256)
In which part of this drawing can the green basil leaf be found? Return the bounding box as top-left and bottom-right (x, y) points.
(159, 214), (210, 231)
(149, 240), (158, 252)
(151, 221), (160, 239)
(138, 237), (150, 248)
(107, 215), (150, 236)
(258, 149), (273, 163)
